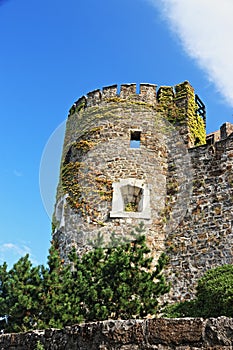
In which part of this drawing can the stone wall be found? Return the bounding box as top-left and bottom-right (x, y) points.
(53, 82), (199, 261)
(165, 131), (233, 301)
(53, 80), (233, 302)
(54, 99), (169, 260)
(1, 318), (233, 349)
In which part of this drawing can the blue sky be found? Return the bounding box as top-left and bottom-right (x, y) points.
(1, 0), (233, 267)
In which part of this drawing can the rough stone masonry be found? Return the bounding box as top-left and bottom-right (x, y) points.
(1, 317), (233, 349)
(52, 81), (233, 302)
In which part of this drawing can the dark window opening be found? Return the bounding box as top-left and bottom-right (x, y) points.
(130, 131), (141, 148)
(194, 137), (200, 146)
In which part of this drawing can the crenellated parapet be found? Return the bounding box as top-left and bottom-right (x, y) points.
(69, 81), (202, 113)
(68, 81), (206, 148)
(68, 83), (158, 115)
(74, 81), (195, 106)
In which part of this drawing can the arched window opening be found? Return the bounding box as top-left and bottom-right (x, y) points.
(110, 178), (151, 219)
(121, 185), (143, 212)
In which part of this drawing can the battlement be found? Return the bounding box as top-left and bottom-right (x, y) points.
(68, 81), (200, 116)
(206, 122), (233, 145)
(69, 83), (157, 114)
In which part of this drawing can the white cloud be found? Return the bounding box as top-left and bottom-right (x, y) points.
(149, 0), (233, 106)
(0, 243), (30, 256)
(0, 243), (38, 266)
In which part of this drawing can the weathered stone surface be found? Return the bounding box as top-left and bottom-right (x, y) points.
(165, 133), (233, 302)
(205, 317), (233, 346)
(1, 318), (233, 349)
(147, 318), (204, 346)
(53, 81), (233, 302)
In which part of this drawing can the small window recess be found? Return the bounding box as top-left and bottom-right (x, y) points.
(122, 185), (143, 213)
(110, 178), (151, 219)
(130, 130), (141, 148)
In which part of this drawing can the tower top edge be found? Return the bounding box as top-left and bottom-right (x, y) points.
(68, 81), (194, 116)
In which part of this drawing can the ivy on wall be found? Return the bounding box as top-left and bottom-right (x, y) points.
(157, 82), (206, 147)
(61, 138), (113, 224)
(57, 81), (206, 232)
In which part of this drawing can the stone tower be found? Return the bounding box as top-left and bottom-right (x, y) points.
(53, 81), (206, 267)
(53, 81), (233, 301)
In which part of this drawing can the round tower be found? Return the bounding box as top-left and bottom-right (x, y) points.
(53, 82), (206, 261)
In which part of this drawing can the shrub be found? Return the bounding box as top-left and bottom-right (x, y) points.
(163, 264), (233, 318)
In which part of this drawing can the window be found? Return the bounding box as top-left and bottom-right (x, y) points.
(110, 178), (151, 219)
(121, 185), (143, 212)
(130, 130), (141, 148)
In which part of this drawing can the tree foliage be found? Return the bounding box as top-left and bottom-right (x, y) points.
(0, 228), (170, 333)
(0, 256), (42, 332)
(163, 264), (233, 318)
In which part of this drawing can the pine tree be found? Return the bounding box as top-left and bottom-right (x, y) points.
(69, 232), (170, 321)
(0, 227), (170, 332)
(0, 255), (42, 332)
(39, 241), (83, 329)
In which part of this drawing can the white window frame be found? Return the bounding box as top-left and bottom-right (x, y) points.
(110, 178), (151, 219)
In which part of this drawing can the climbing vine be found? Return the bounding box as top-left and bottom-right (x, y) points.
(156, 82), (206, 146)
(175, 82), (206, 146)
(61, 136), (113, 224)
(61, 161), (113, 223)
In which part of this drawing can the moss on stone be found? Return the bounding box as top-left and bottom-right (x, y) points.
(157, 82), (206, 146)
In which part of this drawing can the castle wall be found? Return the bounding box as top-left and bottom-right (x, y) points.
(54, 97), (170, 259)
(1, 317), (233, 349)
(53, 82), (199, 262)
(165, 133), (233, 301)
(53, 81), (228, 302)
